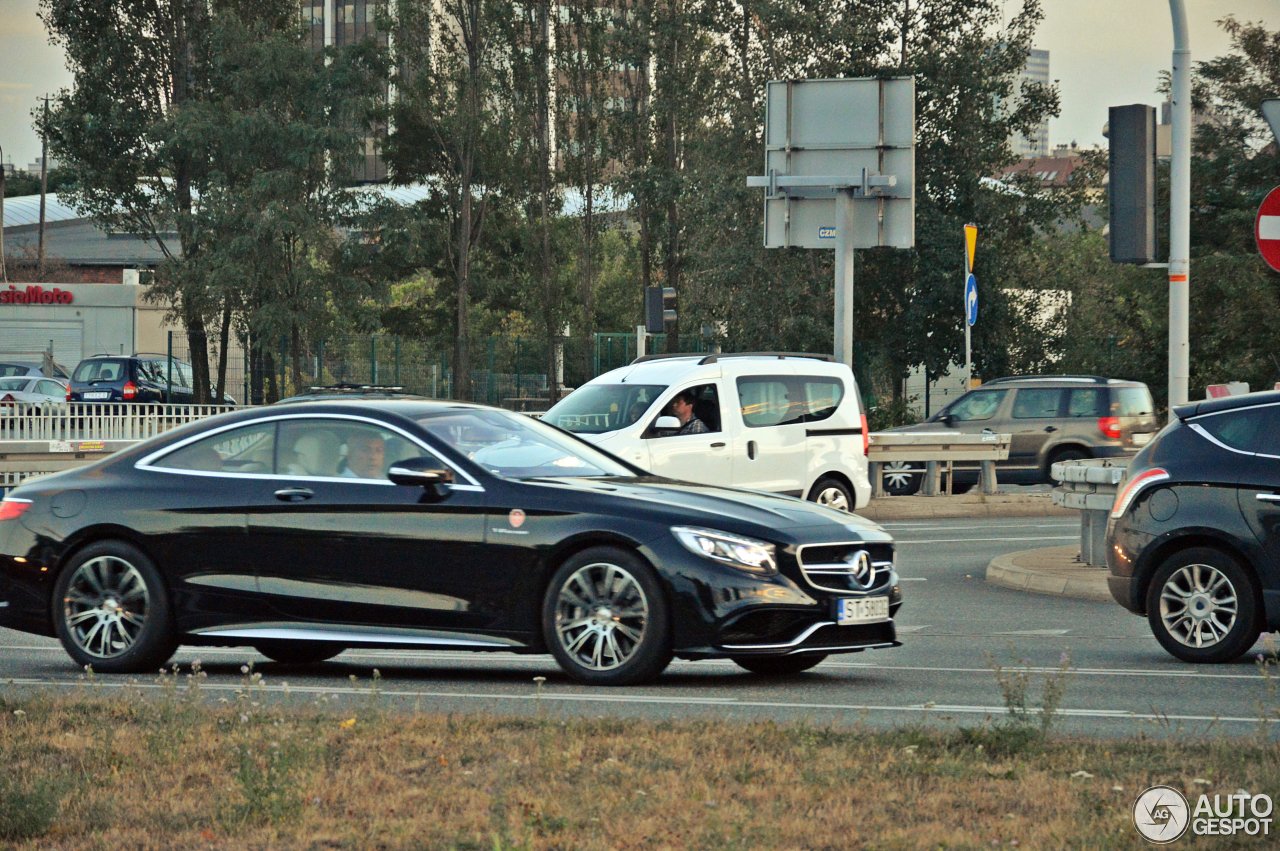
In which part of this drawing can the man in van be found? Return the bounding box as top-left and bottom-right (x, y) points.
(670, 390), (709, 435)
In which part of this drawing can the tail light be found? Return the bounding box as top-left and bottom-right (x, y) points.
(122, 381), (137, 400)
(0, 498), (33, 522)
(1098, 416), (1122, 440)
(0, 393), (14, 406)
(65, 386), (72, 401)
(860, 413), (870, 455)
(1110, 467), (1169, 519)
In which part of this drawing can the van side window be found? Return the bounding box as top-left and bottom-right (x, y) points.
(658, 383), (721, 434)
(800, 378), (845, 423)
(739, 376), (844, 428)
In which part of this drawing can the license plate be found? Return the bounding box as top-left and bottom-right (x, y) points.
(1132, 432), (1152, 446)
(82, 391), (111, 400)
(836, 596), (889, 625)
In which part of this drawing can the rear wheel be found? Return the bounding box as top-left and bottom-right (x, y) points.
(1044, 446), (1088, 482)
(543, 547), (671, 686)
(53, 541), (177, 673)
(253, 642), (345, 666)
(1145, 547), (1260, 663)
(732, 654), (828, 676)
(808, 476), (854, 512)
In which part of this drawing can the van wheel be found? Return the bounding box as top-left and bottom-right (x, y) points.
(808, 477), (853, 512)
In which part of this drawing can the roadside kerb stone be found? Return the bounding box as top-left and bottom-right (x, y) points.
(985, 544), (1112, 602)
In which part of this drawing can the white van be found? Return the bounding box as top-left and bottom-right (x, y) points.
(542, 352), (871, 510)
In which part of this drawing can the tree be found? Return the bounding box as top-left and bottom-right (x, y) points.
(386, 0), (517, 400)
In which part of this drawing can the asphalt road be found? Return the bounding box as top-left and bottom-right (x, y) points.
(2, 515), (1277, 738)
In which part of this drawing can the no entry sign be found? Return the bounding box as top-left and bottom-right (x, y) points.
(1257, 186), (1280, 273)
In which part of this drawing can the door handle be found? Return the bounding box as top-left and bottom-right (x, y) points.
(1044, 426), (1058, 433)
(747, 440), (756, 460)
(710, 442), (726, 449)
(274, 488), (314, 502)
(1257, 494), (1280, 503)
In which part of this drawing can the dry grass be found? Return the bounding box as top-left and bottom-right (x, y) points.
(0, 667), (1276, 850)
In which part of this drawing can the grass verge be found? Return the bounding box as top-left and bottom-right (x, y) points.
(0, 668), (1276, 849)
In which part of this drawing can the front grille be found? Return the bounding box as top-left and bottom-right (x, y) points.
(795, 541), (894, 594)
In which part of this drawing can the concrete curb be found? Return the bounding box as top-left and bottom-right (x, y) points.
(985, 545), (1112, 602)
(859, 492), (1075, 523)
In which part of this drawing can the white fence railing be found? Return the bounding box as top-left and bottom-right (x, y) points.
(1, 402), (239, 442)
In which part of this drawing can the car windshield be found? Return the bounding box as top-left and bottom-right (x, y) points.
(0, 377), (29, 391)
(542, 384), (667, 433)
(417, 409), (635, 479)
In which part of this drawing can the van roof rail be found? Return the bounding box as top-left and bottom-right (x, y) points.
(631, 351), (835, 366)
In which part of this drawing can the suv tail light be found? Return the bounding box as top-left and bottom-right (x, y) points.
(1110, 467), (1169, 519)
(65, 385), (72, 401)
(860, 413), (870, 455)
(1097, 416), (1122, 440)
(122, 381), (137, 400)
(0, 393), (14, 406)
(0, 498), (33, 522)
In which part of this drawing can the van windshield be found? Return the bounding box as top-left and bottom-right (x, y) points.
(543, 384), (667, 434)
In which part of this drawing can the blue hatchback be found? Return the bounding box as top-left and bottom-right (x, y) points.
(67, 355), (197, 404)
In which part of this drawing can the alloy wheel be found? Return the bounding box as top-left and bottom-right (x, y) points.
(62, 555), (150, 659)
(554, 562), (649, 672)
(1158, 561), (1238, 649)
(813, 485), (850, 511)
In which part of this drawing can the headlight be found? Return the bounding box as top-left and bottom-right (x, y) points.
(672, 526), (776, 574)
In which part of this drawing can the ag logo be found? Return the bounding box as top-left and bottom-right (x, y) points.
(508, 509), (526, 529)
(1133, 785), (1190, 843)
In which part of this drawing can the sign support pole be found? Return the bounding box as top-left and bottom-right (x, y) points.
(834, 189), (855, 368)
(964, 264), (971, 387)
(1168, 0), (1191, 411)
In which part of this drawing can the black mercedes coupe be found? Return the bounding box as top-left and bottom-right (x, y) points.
(0, 400), (901, 685)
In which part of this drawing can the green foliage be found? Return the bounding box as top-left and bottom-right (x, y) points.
(1, 167), (76, 198)
(0, 773), (63, 841)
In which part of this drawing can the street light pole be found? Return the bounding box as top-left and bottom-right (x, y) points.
(0, 141), (7, 284)
(1168, 0), (1191, 411)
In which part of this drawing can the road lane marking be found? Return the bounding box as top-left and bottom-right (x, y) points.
(0, 677), (1272, 726)
(994, 629), (1070, 636)
(896, 536), (1076, 544)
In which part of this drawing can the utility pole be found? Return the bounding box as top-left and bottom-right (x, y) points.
(0, 141), (7, 283)
(38, 95), (50, 278)
(1168, 0), (1190, 410)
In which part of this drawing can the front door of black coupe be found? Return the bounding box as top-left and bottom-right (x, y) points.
(244, 417), (500, 633)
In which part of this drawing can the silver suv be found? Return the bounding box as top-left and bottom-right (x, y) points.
(880, 375), (1158, 495)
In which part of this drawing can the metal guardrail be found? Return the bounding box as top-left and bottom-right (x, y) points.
(0, 402), (238, 488)
(868, 431), (1011, 497)
(1051, 458), (1129, 566)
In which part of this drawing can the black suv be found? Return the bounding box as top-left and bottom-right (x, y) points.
(1106, 390), (1280, 663)
(881, 375), (1158, 494)
(68, 354), (201, 404)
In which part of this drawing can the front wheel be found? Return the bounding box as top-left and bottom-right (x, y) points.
(808, 476), (854, 512)
(542, 547), (672, 686)
(253, 641), (345, 666)
(732, 654), (828, 676)
(53, 541), (177, 673)
(1146, 547), (1260, 663)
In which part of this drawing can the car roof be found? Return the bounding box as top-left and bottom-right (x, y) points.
(981, 375), (1148, 387)
(1174, 389), (1280, 419)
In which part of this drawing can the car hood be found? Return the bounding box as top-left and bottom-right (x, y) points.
(519, 475), (890, 543)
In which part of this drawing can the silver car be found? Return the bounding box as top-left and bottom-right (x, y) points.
(880, 375), (1158, 495)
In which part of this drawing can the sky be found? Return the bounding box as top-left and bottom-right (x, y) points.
(2, 0), (1279, 171)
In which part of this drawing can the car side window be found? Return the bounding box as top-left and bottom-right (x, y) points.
(1012, 388), (1063, 419)
(1196, 406), (1280, 456)
(946, 389), (1007, 422)
(1067, 388), (1103, 417)
(279, 420), (413, 480)
(151, 423), (275, 474)
(36, 380), (64, 396)
(737, 377), (802, 428)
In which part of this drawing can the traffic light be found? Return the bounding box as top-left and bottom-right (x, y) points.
(644, 287), (676, 334)
(1108, 104), (1157, 264)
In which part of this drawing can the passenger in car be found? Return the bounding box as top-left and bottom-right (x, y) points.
(342, 432), (387, 479)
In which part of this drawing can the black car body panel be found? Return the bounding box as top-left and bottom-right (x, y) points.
(1, 401), (901, 681)
(1105, 391), (1280, 661)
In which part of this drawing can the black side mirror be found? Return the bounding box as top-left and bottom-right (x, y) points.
(939, 413), (955, 426)
(388, 457), (455, 497)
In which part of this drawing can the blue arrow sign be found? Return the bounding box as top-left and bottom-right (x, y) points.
(965, 273), (978, 326)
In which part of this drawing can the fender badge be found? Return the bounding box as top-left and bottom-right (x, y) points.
(508, 509), (526, 528)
